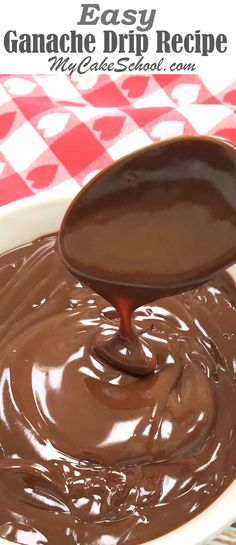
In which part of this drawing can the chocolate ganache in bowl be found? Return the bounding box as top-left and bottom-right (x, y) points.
(0, 136), (235, 545)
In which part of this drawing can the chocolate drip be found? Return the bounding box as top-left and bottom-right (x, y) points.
(59, 137), (236, 375)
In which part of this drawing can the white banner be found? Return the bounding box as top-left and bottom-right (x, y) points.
(0, 0), (235, 76)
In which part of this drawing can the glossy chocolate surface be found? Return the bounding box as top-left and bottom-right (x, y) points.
(60, 137), (236, 300)
(0, 235), (235, 545)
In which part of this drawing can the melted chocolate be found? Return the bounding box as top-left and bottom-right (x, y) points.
(0, 235), (235, 545)
(59, 136), (236, 375)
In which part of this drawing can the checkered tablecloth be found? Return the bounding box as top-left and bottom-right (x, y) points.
(0, 73), (236, 206)
(0, 73), (235, 544)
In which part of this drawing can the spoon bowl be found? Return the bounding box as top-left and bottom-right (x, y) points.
(59, 136), (236, 306)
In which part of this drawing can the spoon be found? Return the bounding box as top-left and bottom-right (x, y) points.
(59, 136), (236, 375)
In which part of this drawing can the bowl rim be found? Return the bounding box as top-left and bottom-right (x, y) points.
(0, 192), (235, 545)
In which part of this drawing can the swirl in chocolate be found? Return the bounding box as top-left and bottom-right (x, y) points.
(0, 235), (235, 545)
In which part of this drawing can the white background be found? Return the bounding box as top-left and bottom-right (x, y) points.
(0, 0), (235, 76)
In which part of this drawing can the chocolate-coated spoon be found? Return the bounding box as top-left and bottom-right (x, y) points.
(59, 136), (236, 375)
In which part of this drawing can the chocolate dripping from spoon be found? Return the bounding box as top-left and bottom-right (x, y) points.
(59, 136), (236, 376)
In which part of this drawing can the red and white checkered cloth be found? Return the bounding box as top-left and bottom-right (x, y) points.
(0, 73), (236, 206)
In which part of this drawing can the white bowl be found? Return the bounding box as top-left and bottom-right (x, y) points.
(0, 193), (235, 545)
